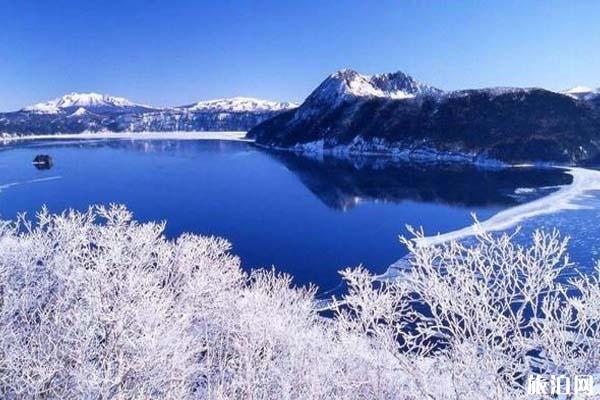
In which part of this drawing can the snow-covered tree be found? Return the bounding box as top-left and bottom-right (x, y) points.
(398, 227), (600, 399)
(0, 206), (598, 399)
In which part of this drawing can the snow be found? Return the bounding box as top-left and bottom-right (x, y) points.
(182, 97), (298, 113)
(1, 205), (596, 399)
(23, 102), (62, 114)
(20, 94), (297, 115)
(561, 86), (600, 100)
(309, 69), (442, 106)
(513, 187), (536, 194)
(563, 86), (593, 95)
(23, 92), (152, 113)
(335, 70), (399, 98)
(411, 167), (600, 247)
(1, 131), (251, 142)
(384, 166), (600, 278)
(69, 107), (88, 117)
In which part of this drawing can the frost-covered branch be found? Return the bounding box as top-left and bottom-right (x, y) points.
(0, 206), (598, 399)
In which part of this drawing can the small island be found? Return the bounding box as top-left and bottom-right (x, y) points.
(32, 154), (53, 169)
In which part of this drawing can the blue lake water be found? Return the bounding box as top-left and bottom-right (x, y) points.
(0, 138), (582, 293)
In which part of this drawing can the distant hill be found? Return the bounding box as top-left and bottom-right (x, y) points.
(0, 93), (297, 134)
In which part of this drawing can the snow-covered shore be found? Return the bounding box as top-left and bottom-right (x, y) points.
(412, 167), (600, 247)
(383, 166), (600, 279)
(256, 138), (509, 168)
(0, 131), (252, 142)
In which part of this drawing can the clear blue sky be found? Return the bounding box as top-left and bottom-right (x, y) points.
(1, 0), (600, 111)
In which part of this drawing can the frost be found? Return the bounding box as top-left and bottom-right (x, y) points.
(0, 206), (598, 399)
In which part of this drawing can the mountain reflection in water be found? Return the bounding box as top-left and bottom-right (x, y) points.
(267, 151), (572, 211)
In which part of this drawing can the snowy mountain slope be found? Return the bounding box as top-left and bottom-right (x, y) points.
(180, 97), (298, 113)
(117, 97), (299, 132)
(23, 92), (156, 114)
(369, 71), (442, 98)
(304, 69), (442, 107)
(68, 107), (91, 118)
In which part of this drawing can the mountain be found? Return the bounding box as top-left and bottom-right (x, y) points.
(0, 94), (297, 135)
(248, 69), (600, 165)
(299, 69), (441, 110)
(22, 92), (156, 115)
(179, 97), (296, 113)
(115, 97), (298, 132)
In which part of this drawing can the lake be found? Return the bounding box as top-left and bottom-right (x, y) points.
(0, 138), (585, 293)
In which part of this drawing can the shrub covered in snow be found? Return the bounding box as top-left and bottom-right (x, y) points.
(0, 206), (598, 399)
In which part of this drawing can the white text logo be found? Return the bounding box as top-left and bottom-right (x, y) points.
(527, 374), (594, 397)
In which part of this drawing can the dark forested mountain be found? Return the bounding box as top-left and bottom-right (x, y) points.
(0, 94), (297, 135)
(248, 70), (600, 165)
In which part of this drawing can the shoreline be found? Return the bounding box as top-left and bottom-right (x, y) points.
(414, 167), (600, 247)
(0, 131), (252, 142)
(383, 166), (600, 278)
(253, 141), (580, 170)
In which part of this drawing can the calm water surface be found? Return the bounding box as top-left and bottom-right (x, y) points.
(0, 139), (574, 292)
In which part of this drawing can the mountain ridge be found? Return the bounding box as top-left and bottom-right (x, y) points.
(0, 94), (298, 134)
(304, 69), (442, 105)
(4, 74), (600, 154)
(248, 69), (600, 165)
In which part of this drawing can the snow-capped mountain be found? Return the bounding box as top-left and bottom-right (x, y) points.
(180, 97), (297, 113)
(118, 97), (298, 132)
(23, 92), (155, 114)
(304, 69), (442, 107)
(0, 94), (297, 134)
(249, 69), (600, 165)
